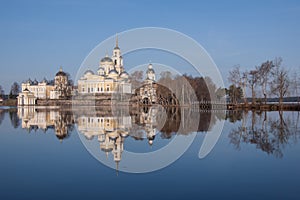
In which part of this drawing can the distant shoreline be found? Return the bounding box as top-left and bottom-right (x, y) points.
(1, 99), (300, 111)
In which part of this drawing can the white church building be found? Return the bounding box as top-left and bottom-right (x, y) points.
(77, 36), (131, 95)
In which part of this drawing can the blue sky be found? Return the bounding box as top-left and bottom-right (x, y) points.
(1, 0), (300, 92)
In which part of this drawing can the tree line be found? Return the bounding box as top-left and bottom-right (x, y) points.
(227, 57), (299, 107)
(0, 82), (20, 99)
(130, 70), (226, 105)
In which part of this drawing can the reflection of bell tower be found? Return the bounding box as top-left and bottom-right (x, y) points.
(112, 136), (124, 166)
(112, 34), (124, 74)
(139, 107), (157, 146)
(147, 129), (156, 146)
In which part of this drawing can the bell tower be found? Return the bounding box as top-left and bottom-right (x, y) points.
(112, 34), (124, 74)
(146, 63), (155, 82)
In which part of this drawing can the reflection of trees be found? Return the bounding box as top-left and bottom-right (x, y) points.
(226, 110), (243, 123)
(0, 109), (5, 125)
(54, 111), (74, 140)
(9, 109), (20, 128)
(229, 110), (300, 158)
(130, 106), (220, 140)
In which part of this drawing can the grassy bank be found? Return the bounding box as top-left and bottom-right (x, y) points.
(0, 99), (17, 107)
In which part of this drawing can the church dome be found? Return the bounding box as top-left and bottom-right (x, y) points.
(41, 78), (48, 84)
(120, 132), (129, 138)
(56, 133), (67, 140)
(147, 63), (155, 73)
(148, 135), (155, 146)
(109, 69), (118, 75)
(120, 71), (129, 78)
(84, 69), (95, 75)
(100, 55), (113, 63)
(98, 67), (105, 76)
(24, 78), (32, 84)
(100, 147), (113, 152)
(147, 68), (155, 74)
(56, 67), (67, 76)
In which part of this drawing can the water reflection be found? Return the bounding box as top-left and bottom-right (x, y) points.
(0, 108), (6, 125)
(7, 106), (221, 166)
(17, 107), (75, 141)
(1, 106), (299, 163)
(228, 110), (300, 158)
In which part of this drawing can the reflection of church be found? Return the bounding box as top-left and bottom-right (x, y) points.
(131, 106), (158, 145)
(17, 107), (74, 141)
(16, 104), (213, 169)
(77, 114), (131, 169)
(76, 107), (158, 168)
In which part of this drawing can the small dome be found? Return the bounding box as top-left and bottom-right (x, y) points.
(147, 63), (155, 73)
(148, 135), (155, 146)
(26, 78), (32, 84)
(109, 69), (118, 75)
(56, 133), (67, 140)
(41, 78), (48, 84)
(149, 140), (153, 145)
(120, 132), (129, 138)
(120, 71), (129, 78)
(147, 68), (155, 74)
(84, 69), (95, 75)
(101, 147), (113, 152)
(114, 46), (120, 50)
(33, 79), (38, 85)
(100, 55), (113, 63)
(56, 67), (67, 76)
(98, 135), (105, 143)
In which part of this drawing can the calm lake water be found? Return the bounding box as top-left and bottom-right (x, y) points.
(0, 106), (300, 200)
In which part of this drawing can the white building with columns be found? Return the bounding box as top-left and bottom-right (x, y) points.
(77, 36), (131, 94)
(17, 67), (72, 105)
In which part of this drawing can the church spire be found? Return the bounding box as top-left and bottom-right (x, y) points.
(115, 34), (118, 48)
(114, 34), (120, 50)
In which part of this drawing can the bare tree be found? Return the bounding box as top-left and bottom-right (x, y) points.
(228, 65), (241, 87)
(226, 84), (243, 104)
(228, 65), (248, 104)
(0, 85), (4, 98)
(270, 58), (289, 108)
(215, 87), (226, 101)
(248, 70), (259, 105)
(9, 82), (20, 98)
(129, 71), (144, 90)
(290, 70), (299, 99)
(257, 60), (274, 104)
